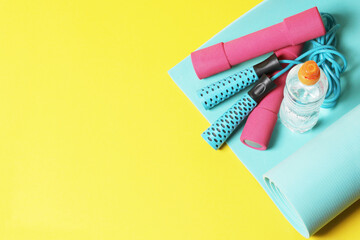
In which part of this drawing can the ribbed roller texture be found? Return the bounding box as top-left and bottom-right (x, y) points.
(197, 67), (258, 110)
(202, 93), (257, 150)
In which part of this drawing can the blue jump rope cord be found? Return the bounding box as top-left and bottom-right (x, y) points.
(271, 13), (347, 108)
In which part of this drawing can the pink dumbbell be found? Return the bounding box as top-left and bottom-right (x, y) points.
(240, 44), (304, 150)
(191, 7), (325, 79)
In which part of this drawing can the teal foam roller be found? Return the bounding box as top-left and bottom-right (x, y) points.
(263, 105), (360, 238)
(197, 53), (281, 110)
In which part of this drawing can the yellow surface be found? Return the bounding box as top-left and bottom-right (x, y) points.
(0, 0), (359, 239)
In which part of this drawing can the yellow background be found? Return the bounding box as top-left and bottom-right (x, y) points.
(0, 0), (359, 239)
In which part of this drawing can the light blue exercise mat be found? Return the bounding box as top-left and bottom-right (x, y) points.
(168, 0), (360, 237)
(264, 105), (360, 237)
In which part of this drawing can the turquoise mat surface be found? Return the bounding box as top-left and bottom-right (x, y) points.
(168, 0), (360, 237)
(264, 106), (360, 237)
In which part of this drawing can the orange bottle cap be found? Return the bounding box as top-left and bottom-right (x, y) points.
(298, 60), (320, 85)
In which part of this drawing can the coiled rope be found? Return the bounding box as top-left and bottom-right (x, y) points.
(271, 13), (347, 108)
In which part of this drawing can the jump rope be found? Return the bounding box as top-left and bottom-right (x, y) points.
(200, 13), (347, 150)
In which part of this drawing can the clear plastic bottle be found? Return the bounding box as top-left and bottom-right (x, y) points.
(279, 60), (328, 133)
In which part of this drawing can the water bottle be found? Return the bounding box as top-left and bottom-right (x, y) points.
(279, 60), (328, 133)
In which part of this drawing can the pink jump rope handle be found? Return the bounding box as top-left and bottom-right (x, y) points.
(240, 44), (304, 150)
(191, 7), (325, 79)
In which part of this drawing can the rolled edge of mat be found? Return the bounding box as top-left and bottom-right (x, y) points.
(264, 176), (310, 237)
(263, 104), (360, 238)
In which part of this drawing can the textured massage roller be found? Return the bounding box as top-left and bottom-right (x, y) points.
(197, 53), (282, 110)
(191, 7), (326, 79)
(202, 74), (275, 150)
